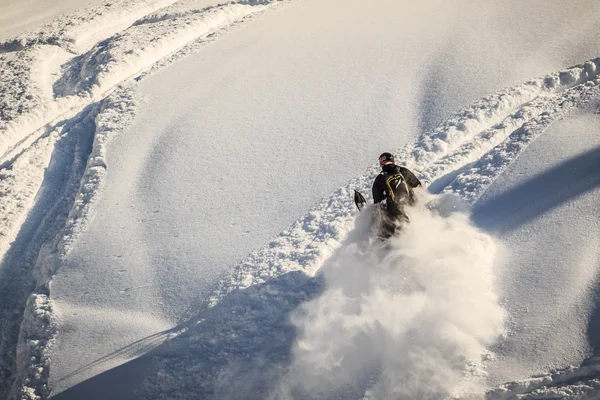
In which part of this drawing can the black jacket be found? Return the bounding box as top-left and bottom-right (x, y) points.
(372, 164), (421, 204)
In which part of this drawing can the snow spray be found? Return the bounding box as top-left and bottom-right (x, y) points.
(274, 193), (506, 399)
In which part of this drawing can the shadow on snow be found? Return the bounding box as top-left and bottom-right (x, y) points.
(0, 106), (97, 399)
(471, 145), (600, 234)
(52, 270), (324, 400)
(471, 145), (600, 359)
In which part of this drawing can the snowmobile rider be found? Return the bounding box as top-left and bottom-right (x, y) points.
(372, 152), (422, 207)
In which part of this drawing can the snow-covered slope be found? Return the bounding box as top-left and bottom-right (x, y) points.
(0, 1), (289, 398)
(1, 0), (600, 399)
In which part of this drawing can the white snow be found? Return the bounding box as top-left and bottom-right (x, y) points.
(1, 0), (600, 399)
(0, 0), (105, 41)
(274, 197), (506, 399)
(475, 108), (600, 386)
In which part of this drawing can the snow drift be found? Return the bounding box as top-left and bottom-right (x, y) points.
(274, 193), (506, 399)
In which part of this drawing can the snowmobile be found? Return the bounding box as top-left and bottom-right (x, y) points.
(353, 179), (415, 239)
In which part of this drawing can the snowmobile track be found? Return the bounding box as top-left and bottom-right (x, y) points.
(0, 1), (294, 398)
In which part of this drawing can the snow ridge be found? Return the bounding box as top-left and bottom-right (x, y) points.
(410, 60), (600, 188)
(207, 58), (600, 305)
(0, 0), (178, 54)
(0, 0), (289, 272)
(52, 3), (269, 98)
(488, 358), (600, 399)
(9, 87), (140, 400)
(445, 75), (600, 203)
(0, 0), (177, 156)
(0, 0), (284, 164)
(0, 1), (294, 398)
(0, 100), (101, 400)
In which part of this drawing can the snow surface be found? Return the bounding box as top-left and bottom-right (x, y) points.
(0, 0), (107, 41)
(475, 108), (600, 384)
(1, 0), (600, 399)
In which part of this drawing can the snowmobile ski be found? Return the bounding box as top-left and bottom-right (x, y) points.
(354, 189), (367, 211)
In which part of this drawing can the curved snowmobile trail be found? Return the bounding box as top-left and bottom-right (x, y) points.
(103, 59), (599, 399)
(35, 57), (600, 400)
(207, 58), (600, 302)
(0, 1), (297, 398)
(0, 0), (290, 270)
(1, 0), (600, 398)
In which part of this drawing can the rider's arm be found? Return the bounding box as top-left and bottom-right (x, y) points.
(372, 176), (387, 203)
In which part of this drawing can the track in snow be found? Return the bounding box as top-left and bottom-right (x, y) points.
(0, 103), (97, 398)
(0, 1), (293, 398)
(2, 0), (600, 397)
(50, 59), (600, 399)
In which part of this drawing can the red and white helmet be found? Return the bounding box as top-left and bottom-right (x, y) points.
(379, 152), (395, 167)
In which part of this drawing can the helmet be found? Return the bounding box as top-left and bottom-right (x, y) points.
(378, 152), (395, 167)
